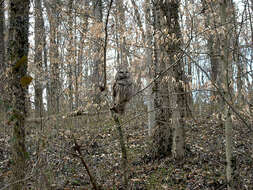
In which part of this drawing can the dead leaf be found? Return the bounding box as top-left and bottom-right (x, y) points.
(20, 75), (33, 87)
(13, 56), (27, 71)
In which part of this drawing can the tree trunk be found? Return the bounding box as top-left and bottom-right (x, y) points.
(75, 0), (89, 108)
(184, 0), (193, 116)
(34, 0), (44, 117)
(75, 33), (83, 108)
(73, 5), (78, 109)
(159, 0), (186, 160)
(232, 5), (244, 104)
(67, 0), (74, 111)
(45, 0), (60, 114)
(8, 0), (30, 189)
(150, 1), (173, 159)
(220, 1), (235, 189)
(144, 0), (155, 136)
(0, 1), (4, 73)
(116, 0), (128, 66)
(90, 0), (103, 103)
(0, 1), (5, 110)
(201, 1), (221, 113)
(42, 5), (49, 114)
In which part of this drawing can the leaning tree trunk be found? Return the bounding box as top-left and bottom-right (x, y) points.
(8, 0), (30, 189)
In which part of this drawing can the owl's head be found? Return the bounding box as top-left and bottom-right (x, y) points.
(115, 66), (130, 80)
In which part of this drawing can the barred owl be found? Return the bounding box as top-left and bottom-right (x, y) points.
(112, 68), (133, 114)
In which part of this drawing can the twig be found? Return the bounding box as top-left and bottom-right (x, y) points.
(102, 0), (114, 91)
(71, 138), (100, 190)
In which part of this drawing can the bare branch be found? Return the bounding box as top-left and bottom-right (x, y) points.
(102, 0), (114, 92)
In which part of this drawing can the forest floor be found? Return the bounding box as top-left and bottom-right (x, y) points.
(0, 110), (253, 190)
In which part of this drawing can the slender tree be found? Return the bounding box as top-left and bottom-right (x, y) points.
(144, 0), (155, 136)
(91, 0), (103, 103)
(219, 1), (235, 189)
(34, 0), (44, 117)
(200, 0), (221, 115)
(75, 0), (90, 108)
(0, 0), (5, 110)
(0, 0), (4, 73)
(45, 0), (61, 114)
(67, 0), (74, 111)
(42, 0), (50, 114)
(232, 4), (244, 104)
(115, 0), (128, 67)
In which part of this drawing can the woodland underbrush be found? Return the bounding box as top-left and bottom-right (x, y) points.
(0, 109), (253, 190)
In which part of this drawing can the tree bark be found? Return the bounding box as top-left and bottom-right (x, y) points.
(0, 1), (5, 109)
(144, 0), (155, 136)
(149, 1), (173, 159)
(67, 0), (74, 111)
(8, 0), (30, 189)
(75, 0), (89, 108)
(34, 0), (44, 117)
(91, 0), (103, 103)
(220, 1), (235, 189)
(232, 4), (244, 104)
(0, 1), (4, 73)
(116, 0), (128, 67)
(201, 1), (221, 113)
(45, 0), (60, 114)
(159, 0), (186, 160)
(42, 1), (49, 113)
